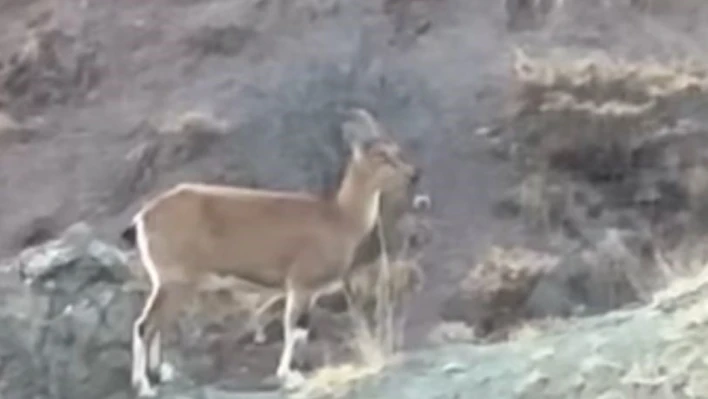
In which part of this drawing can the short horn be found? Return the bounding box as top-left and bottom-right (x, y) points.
(348, 107), (381, 137)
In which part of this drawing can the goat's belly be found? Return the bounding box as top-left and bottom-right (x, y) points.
(197, 273), (281, 295)
(207, 261), (286, 289)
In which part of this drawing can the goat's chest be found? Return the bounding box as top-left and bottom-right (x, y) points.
(289, 235), (358, 285)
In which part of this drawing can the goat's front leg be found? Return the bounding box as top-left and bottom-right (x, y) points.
(276, 288), (311, 389)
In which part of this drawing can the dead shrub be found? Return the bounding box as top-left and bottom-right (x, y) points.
(502, 50), (708, 243)
(440, 232), (671, 341)
(1, 27), (100, 113)
(441, 246), (559, 340)
(510, 50), (708, 181)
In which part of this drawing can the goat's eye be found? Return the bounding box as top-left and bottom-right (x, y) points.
(382, 154), (397, 166)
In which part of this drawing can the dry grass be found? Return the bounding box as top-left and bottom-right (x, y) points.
(608, 265), (708, 399)
(565, 244), (708, 398)
(348, 257), (424, 324)
(291, 222), (424, 398)
(441, 246), (560, 341)
(498, 50), (708, 321)
(155, 109), (228, 137)
(1, 27), (100, 110)
(651, 236), (708, 305)
(458, 246), (559, 303)
(428, 321), (478, 344)
(510, 49), (708, 177)
(441, 232), (708, 342)
(291, 324), (392, 399)
(505, 259), (708, 399)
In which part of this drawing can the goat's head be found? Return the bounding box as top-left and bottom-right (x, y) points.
(343, 108), (424, 200)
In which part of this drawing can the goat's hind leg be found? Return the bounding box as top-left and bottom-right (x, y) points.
(342, 276), (372, 334)
(248, 294), (285, 344)
(146, 281), (192, 384)
(132, 284), (165, 397)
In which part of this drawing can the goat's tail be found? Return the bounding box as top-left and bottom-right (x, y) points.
(120, 222), (137, 248)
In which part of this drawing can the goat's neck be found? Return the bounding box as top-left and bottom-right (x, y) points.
(335, 164), (381, 237)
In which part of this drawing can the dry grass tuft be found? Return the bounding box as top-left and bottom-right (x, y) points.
(511, 50), (708, 177)
(441, 246), (559, 340)
(155, 109), (229, 137)
(1, 27), (100, 111)
(347, 257), (424, 325)
(497, 51), (708, 321)
(458, 246), (559, 304)
(292, 222), (424, 398)
(428, 321), (478, 344)
(651, 236), (708, 306)
(607, 267), (708, 399)
(292, 324), (391, 399)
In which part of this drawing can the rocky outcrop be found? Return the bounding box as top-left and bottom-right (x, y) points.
(0, 218), (704, 399)
(0, 222), (136, 399)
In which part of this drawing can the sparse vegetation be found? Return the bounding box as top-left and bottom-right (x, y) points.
(1, 27), (99, 114)
(444, 50), (708, 341)
(441, 245), (560, 341)
(291, 322), (390, 399)
(509, 49), (708, 181)
(282, 214), (427, 399)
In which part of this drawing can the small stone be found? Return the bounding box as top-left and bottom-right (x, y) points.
(442, 362), (466, 374)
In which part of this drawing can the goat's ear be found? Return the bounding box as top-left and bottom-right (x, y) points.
(342, 111), (365, 156)
(342, 107), (380, 161)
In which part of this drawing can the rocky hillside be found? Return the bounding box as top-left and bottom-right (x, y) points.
(4, 0), (708, 398)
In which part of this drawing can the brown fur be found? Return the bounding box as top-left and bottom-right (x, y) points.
(232, 149), (431, 338)
(128, 108), (421, 396)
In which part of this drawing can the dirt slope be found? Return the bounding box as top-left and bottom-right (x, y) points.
(157, 274), (708, 399)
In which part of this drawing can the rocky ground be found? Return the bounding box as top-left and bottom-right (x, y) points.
(4, 0), (708, 398)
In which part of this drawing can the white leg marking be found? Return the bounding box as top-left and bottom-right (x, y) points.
(276, 290), (297, 381)
(131, 215), (163, 395)
(147, 331), (161, 374)
(283, 369), (305, 391)
(159, 362), (176, 382)
(131, 320), (145, 387)
(253, 324), (266, 344)
(147, 331), (175, 382)
(275, 290), (309, 390)
(250, 294), (284, 344)
(132, 285), (159, 394)
(137, 383), (157, 398)
(293, 328), (309, 345)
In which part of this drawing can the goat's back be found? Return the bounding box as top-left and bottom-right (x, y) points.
(138, 183), (355, 287)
